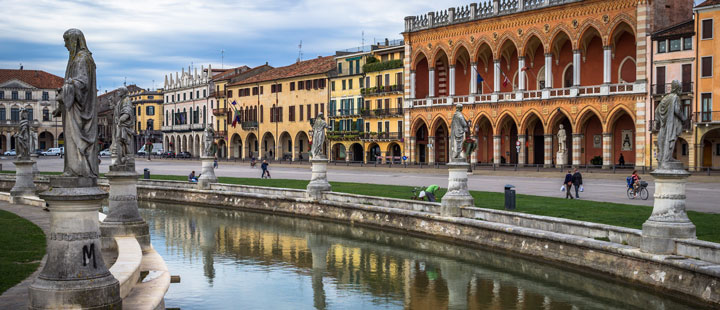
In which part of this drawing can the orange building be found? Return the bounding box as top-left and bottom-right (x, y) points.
(402, 0), (686, 168)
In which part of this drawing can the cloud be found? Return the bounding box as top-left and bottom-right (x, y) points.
(0, 0), (469, 91)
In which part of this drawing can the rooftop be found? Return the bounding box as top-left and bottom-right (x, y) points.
(696, 0), (720, 8)
(0, 69), (63, 89)
(228, 56), (335, 87)
(651, 19), (694, 40)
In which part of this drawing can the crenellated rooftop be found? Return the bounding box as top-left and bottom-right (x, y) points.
(404, 0), (582, 33)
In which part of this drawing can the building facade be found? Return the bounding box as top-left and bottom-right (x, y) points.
(225, 56), (335, 161)
(401, 0), (683, 168)
(97, 84), (142, 150)
(328, 50), (368, 162)
(162, 65), (222, 156)
(0, 69), (64, 152)
(695, 0), (720, 169)
(130, 88), (163, 152)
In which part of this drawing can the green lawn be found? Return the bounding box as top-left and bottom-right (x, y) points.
(0, 209), (46, 294)
(149, 174), (720, 243)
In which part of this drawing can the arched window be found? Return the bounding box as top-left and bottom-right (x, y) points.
(146, 106), (155, 116)
(11, 106), (19, 121)
(137, 106), (142, 116)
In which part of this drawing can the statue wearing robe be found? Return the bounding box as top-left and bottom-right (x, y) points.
(15, 108), (32, 159)
(450, 104), (469, 162)
(203, 124), (215, 157)
(654, 80), (686, 170)
(112, 88), (134, 168)
(54, 28), (98, 178)
(310, 113), (329, 159)
(557, 124), (567, 154)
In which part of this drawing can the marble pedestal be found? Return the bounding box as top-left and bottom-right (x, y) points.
(29, 177), (121, 310)
(307, 158), (331, 200)
(10, 159), (36, 198)
(556, 151), (567, 167)
(440, 161), (474, 217)
(100, 169), (150, 252)
(31, 153), (39, 174)
(641, 161), (696, 254)
(198, 156), (218, 189)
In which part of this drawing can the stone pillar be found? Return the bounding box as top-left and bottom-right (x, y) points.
(544, 53), (553, 88)
(10, 159), (36, 199)
(517, 135), (526, 167)
(448, 65), (456, 96)
(31, 153), (39, 175)
(641, 162), (696, 254)
(493, 60), (501, 92)
(428, 68), (435, 97)
(470, 62), (478, 94)
(307, 158), (331, 200)
(100, 169), (150, 252)
(410, 70), (416, 99)
(518, 57), (526, 91)
(409, 137), (416, 163)
(544, 134), (553, 168)
(30, 177), (121, 309)
(441, 262), (472, 310)
(603, 46), (612, 84)
(441, 161), (473, 217)
(428, 136), (436, 164)
(573, 49), (581, 87)
(572, 133), (583, 167)
(308, 236), (330, 310)
(602, 133), (613, 169)
(198, 156), (218, 189)
(492, 135), (501, 164)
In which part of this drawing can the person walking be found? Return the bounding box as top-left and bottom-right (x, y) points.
(619, 153), (625, 167)
(213, 157), (218, 169)
(261, 160), (271, 179)
(564, 170), (574, 199)
(572, 168), (583, 199)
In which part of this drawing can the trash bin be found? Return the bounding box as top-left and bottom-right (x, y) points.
(504, 184), (516, 210)
(143, 168), (150, 180)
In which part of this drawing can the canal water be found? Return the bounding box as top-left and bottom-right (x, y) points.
(138, 201), (700, 310)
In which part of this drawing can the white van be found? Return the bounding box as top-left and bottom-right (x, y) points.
(42, 147), (64, 156)
(137, 143), (163, 155)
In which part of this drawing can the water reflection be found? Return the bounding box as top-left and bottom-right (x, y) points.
(140, 201), (698, 310)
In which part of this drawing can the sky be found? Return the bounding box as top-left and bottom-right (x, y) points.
(0, 0), (470, 93)
(0, 0), (707, 93)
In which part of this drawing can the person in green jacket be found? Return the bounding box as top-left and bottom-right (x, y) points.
(423, 184), (439, 202)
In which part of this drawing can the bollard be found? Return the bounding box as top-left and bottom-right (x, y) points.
(143, 168), (150, 179)
(504, 184), (516, 210)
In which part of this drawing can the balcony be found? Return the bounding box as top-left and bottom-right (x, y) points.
(241, 121), (258, 130)
(697, 111), (720, 124)
(329, 109), (360, 118)
(652, 82), (693, 96)
(209, 90), (226, 98)
(361, 84), (404, 97)
(215, 130), (227, 138)
(327, 131), (361, 141)
(191, 123), (204, 131)
(361, 108), (403, 118)
(411, 83), (645, 107)
(360, 132), (402, 141)
(213, 108), (229, 116)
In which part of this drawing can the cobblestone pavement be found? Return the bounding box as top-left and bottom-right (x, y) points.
(3, 157), (719, 213)
(0, 202), (48, 309)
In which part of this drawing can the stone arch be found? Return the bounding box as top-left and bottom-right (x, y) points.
(246, 132), (259, 158)
(575, 106), (604, 133)
(386, 142), (402, 160)
(519, 109), (545, 134)
(331, 142), (347, 161)
(494, 110), (520, 135)
(607, 14), (636, 43)
(429, 44), (451, 68)
(278, 131), (293, 160)
(576, 20), (608, 46)
(604, 104), (636, 133)
(260, 131), (276, 159)
(474, 113), (494, 163)
(411, 116), (429, 134)
(411, 49), (430, 71)
(429, 114), (449, 134)
(230, 133), (242, 158)
(474, 39), (495, 67)
(471, 111), (494, 131)
(294, 131), (310, 160)
(548, 24), (575, 54)
(618, 56), (636, 83)
(521, 30), (547, 57)
(450, 40), (474, 64)
(606, 104), (636, 165)
(493, 32), (520, 60)
(546, 107), (574, 134)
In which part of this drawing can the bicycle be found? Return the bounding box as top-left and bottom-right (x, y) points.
(626, 177), (649, 200)
(411, 186), (425, 200)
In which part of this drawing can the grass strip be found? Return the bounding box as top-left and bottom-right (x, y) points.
(0, 209), (46, 294)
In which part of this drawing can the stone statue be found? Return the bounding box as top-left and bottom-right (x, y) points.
(450, 104), (469, 161)
(310, 113), (329, 159)
(654, 80), (686, 170)
(557, 124), (567, 154)
(54, 28), (99, 178)
(15, 108), (33, 159)
(203, 124), (215, 157)
(111, 87), (134, 169)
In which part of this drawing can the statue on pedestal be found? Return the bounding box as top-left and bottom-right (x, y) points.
(310, 113), (329, 159)
(450, 104), (469, 162)
(53, 28), (99, 178)
(203, 124), (216, 157)
(654, 80), (686, 170)
(111, 87), (134, 170)
(15, 108), (33, 160)
(557, 124), (567, 154)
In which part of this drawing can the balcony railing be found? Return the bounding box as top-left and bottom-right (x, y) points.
(361, 84), (404, 96)
(191, 123), (204, 131)
(215, 130), (227, 138)
(329, 109), (361, 117)
(652, 82), (693, 96)
(361, 108), (404, 118)
(327, 131), (361, 141)
(213, 108), (229, 116)
(360, 132), (402, 141)
(697, 111), (720, 123)
(241, 121), (258, 130)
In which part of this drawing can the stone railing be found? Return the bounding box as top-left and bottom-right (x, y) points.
(405, 0), (582, 32)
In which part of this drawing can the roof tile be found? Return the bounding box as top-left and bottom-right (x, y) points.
(229, 56), (335, 87)
(0, 69), (63, 89)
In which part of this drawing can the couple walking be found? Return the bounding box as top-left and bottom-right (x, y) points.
(563, 169), (583, 199)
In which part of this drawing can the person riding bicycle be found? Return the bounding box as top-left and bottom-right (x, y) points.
(420, 184), (439, 202)
(631, 170), (641, 197)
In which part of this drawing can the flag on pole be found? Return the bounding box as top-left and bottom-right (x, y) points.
(476, 73), (484, 84)
(502, 71), (510, 87)
(231, 100), (237, 105)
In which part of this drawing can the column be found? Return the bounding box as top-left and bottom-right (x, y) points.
(602, 132), (613, 169)
(573, 49), (581, 86)
(428, 68), (435, 97)
(518, 57), (526, 91)
(470, 62), (478, 94)
(428, 136), (436, 164)
(5, 133), (11, 151)
(572, 133), (583, 167)
(603, 46), (612, 84)
(492, 135), (501, 164)
(493, 60), (501, 92)
(448, 65), (456, 96)
(544, 134), (553, 167)
(410, 71), (416, 98)
(517, 135), (526, 167)
(544, 53), (553, 89)
(409, 137), (416, 163)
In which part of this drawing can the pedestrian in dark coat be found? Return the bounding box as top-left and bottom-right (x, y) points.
(572, 168), (583, 199)
(564, 170), (574, 199)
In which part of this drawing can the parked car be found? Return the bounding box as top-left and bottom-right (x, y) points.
(99, 149), (111, 157)
(42, 147), (63, 156)
(137, 150), (147, 156)
(161, 151), (176, 158)
(176, 151), (192, 158)
(4, 149), (16, 156)
(34, 149), (44, 156)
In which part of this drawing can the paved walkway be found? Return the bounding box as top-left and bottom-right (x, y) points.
(4, 157), (719, 213)
(0, 202), (48, 309)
